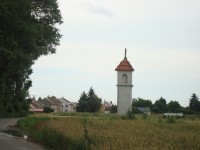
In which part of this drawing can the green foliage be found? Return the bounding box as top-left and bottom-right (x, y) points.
(132, 98), (152, 108)
(17, 117), (50, 130)
(16, 113), (200, 150)
(132, 107), (141, 114)
(43, 107), (54, 113)
(0, 0), (62, 117)
(182, 107), (196, 114)
(77, 92), (89, 112)
(142, 113), (148, 120)
(126, 110), (135, 119)
(82, 118), (95, 149)
(110, 105), (117, 113)
(168, 100), (181, 113)
(166, 116), (176, 124)
(189, 93), (200, 112)
(19, 114), (200, 150)
(18, 117), (84, 150)
(77, 87), (102, 113)
(152, 97), (168, 113)
(31, 127), (84, 150)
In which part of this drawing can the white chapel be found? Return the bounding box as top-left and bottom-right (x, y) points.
(115, 49), (134, 115)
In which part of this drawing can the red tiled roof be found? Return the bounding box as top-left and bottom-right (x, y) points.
(115, 58), (134, 71)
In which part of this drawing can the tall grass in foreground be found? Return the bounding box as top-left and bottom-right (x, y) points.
(18, 116), (200, 150)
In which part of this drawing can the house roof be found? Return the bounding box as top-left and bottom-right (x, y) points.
(57, 98), (70, 103)
(115, 49), (134, 71)
(31, 100), (43, 108)
(48, 97), (62, 105)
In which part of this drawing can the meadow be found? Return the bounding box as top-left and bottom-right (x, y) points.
(17, 113), (200, 150)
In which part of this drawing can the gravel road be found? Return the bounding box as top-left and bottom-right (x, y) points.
(0, 118), (47, 150)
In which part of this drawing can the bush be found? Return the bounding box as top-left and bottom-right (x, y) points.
(43, 107), (54, 113)
(166, 116), (176, 124)
(110, 105), (117, 113)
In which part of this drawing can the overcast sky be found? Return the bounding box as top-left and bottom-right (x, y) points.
(30, 0), (200, 107)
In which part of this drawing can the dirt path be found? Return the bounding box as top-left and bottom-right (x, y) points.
(0, 118), (47, 150)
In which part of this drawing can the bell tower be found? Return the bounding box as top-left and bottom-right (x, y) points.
(115, 49), (134, 115)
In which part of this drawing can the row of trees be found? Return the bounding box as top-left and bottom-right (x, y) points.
(76, 89), (199, 114)
(132, 97), (181, 113)
(133, 93), (200, 114)
(0, 0), (62, 117)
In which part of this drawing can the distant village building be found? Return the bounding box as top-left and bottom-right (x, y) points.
(30, 96), (77, 113)
(104, 101), (113, 113)
(29, 99), (44, 113)
(68, 102), (77, 112)
(57, 97), (71, 112)
(38, 97), (62, 113)
(115, 49), (134, 115)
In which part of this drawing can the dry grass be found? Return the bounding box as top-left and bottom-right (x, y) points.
(28, 115), (200, 150)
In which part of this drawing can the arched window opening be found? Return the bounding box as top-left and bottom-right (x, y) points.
(122, 74), (128, 84)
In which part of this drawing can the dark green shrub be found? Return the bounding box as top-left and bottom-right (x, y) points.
(110, 105), (117, 113)
(43, 107), (54, 113)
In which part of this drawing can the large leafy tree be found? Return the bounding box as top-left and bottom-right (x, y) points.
(132, 98), (152, 108)
(189, 93), (200, 112)
(77, 87), (102, 113)
(0, 0), (62, 117)
(168, 100), (181, 113)
(152, 97), (168, 113)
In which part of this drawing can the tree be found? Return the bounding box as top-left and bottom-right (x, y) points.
(77, 87), (102, 113)
(132, 98), (152, 114)
(189, 93), (200, 112)
(0, 0), (62, 117)
(76, 92), (88, 112)
(87, 88), (102, 112)
(168, 100), (181, 113)
(132, 98), (152, 108)
(152, 97), (168, 113)
(110, 105), (117, 113)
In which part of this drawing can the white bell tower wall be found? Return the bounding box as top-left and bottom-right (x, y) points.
(117, 71), (133, 115)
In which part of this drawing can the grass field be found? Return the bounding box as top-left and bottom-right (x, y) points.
(17, 113), (200, 150)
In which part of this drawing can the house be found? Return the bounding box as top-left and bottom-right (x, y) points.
(29, 99), (44, 113)
(104, 101), (113, 113)
(57, 97), (71, 112)
(38, 97), (62, 113)
(36, 96), (77, 113)
(68, 102), (77, 112)
(48, 96), (63, 113)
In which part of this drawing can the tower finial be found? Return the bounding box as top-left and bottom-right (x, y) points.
(124, 48), (127, 60)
